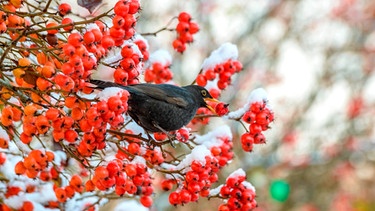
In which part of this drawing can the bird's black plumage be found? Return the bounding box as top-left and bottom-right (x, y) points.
(90, 80), (217, 133)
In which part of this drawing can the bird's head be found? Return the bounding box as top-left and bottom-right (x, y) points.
(186, 85), (219, 114)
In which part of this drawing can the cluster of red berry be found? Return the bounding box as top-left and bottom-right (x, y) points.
(114, 131), (165, 166)
(166, 156), (221, 205)
(218, 173), (257, 210)
(14, 149), (54, 179)
(173, 12), (200, 53)
(77, 90), (129, 156)
(144, 61), (173, 84)
(109, 0), (140, 45)
(210, 137), (234, 167)
(241, 100), (274, 152)
(196, 59), (243, 91)
(113, 43), (142, 85)
(86, 161), (154, 207)
(54, 174), (84, 203)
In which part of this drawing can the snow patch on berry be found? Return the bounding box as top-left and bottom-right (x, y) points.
(97, 87), (128, 101)
(177, 145), (211, 172)
(248, 88), (269, 104)
(149, 49), (172, 65)
(227, 88), (269, 119)
(227, 168), (246, 180)
(201, 43), (238, 71)
(242, 181), (256, 193)
(194, 125), (232, 148)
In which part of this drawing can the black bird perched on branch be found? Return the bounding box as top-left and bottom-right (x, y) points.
(90, 80), (218, 134)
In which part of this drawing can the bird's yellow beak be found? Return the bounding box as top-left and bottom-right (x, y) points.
(204, 98), (219, 114)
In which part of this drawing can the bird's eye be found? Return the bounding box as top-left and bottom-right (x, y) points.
(201, 90), (207, 97)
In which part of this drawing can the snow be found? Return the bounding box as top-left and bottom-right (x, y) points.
(201, 43), (238, 71)
(92, 64), (116, 81)
(86, 23), (100, 31)
(226, 88), (269, 119)
(149, 49), (172, 65)
(0, 127), (9, 141)
(4, 195), (26, 209)
(114, 200), (149, 211)
(242, 181), (256, 192)
(227, 168), (246, 180)
(176, 145), (211, 172)
(131, 156), (147, 166)
(53, 150), (68, 166)
(247, 88), (269, 104)
(209, 184), (223, 196)
(194, 125), (232, 148)
(97, 87), (127, 101)
(26, 183), (58, 203)
(3, 183), (58, 210)
(102, 47), (123, 65)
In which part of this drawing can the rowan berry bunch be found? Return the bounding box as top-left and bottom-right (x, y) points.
(0, 0), (273, 210)
(144, 50), (173, 84)
(167, 155), (221, 205)
(196, 59), (243, 91)
(217, 169), (257, 211)
(173, 12), (200, 53)
(241, 100), (274, 152)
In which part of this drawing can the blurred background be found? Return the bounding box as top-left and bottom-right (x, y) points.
(133, 0), (375, 210)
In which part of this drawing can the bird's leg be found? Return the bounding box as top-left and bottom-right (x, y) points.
(142, 129), (157, 150)
(152, 122), (176, 148)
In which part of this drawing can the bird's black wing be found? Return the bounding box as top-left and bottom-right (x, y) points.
(89, 80), (125, 89)
(90, 80), (190, 108)
(127, 84), (190, 108)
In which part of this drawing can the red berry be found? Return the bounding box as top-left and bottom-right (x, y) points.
(169, 192), (180, 206)
(178, 12), (191, 22)
(140, 195), (153, 207)
(196, 74), (207, 87)
(58, 3), (71, 16)
(215, 103), (229, 116)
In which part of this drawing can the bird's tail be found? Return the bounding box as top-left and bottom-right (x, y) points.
(89, 79), (123, 90)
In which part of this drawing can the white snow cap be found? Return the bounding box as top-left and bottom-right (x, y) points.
(201, 43), (238, 71)
(226, 88), (269, 119)
(242, 181), (256, 192)
(97, 87), (128, 101)
(227, 168), (246, 180)
(247, 88), (268, 104)
(149, 49), (172, 65)
(177, 145), (211, 172)
(226, 168), (255, 191)
(194, 125), (232, 148)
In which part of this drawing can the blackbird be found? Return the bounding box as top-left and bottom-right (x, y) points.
(90, 80), (218, 133)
